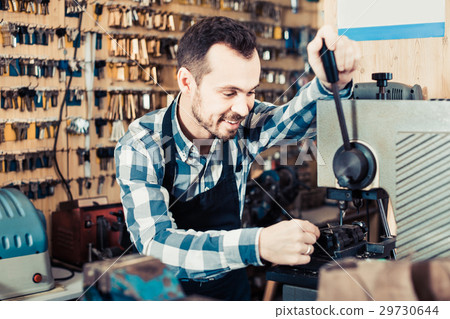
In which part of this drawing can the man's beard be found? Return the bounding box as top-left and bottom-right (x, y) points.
(191, 91), (244, 141)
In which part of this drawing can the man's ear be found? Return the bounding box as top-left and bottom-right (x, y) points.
(177, 67), (196, 94)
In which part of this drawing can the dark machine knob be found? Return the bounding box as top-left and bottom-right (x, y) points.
(333, 148), (369, 187)
(332, 143), (377, 190)
(372, 72), (393, 99)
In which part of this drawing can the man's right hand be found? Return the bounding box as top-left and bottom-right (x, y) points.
(259, 219), (320, 265)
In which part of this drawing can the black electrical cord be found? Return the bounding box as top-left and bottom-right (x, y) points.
(52, 265), (75, 281)
(53, 11), (85, 201)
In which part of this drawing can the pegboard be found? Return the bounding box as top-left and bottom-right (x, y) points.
(0, 0), (319, 240)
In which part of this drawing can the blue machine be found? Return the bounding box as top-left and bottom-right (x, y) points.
(0, 188), (54, 299)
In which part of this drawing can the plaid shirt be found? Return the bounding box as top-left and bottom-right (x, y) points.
(115, 77), (352, 280)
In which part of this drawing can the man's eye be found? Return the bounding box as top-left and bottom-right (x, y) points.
(248, 91), (256, 96)
(223, 92), (236, 97)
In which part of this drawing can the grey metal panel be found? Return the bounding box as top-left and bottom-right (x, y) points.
(317, 100), (450, 262)
(395, 132), (450, 260)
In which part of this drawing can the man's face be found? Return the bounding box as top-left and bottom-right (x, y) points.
(190, 44), (261, 141)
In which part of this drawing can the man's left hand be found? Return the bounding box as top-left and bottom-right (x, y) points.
(307, 25), (361, 91)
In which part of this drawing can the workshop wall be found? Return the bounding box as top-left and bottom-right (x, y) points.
(0, 0), (319, 238)
(323, 0), (450, 99)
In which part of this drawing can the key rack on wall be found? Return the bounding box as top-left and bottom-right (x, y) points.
(0, 0), (320, 232)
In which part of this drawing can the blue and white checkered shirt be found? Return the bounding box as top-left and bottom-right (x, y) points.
(115, 77), (351, 280)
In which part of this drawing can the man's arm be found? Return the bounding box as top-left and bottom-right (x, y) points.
(242, 26), (360, 155)
(115, 138), (263, 280)
(242, 77), (352, 155)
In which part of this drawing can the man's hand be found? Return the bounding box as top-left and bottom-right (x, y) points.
(307, 25), (361, 91)
(259, 219), (320, 265)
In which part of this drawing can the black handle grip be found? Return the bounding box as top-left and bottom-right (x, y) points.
(319, 39), (339, 84)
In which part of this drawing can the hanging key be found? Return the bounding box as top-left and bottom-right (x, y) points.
(38, 179), (48, 198)
(56, 28), (66, 49)
(94, 3), (103, 21)
(12, 122), (30, 140)
(27, 25), (36, 45)
(36, 149), (46, 168)
(94, 90), (107, 109)
(35, 0), (42, 15)
(18, 0), (26, 12)
(30, 181), (39, 199)
(47, 178), (59, 196)
(95, 60), (106, 79)
(26, 152), (37, 170)
(96, 148), (106, 170)
(1, 0), (10, 11)
(76, 147), (88, 165)
(76, 177), (85, 196)
(35, 60), (43, 78)
(0, 122), (6, 143)
(41, 0), (49, 15)
(1, 23), (12, 47)
(35, 27), (45, 45)
(43, 28), (53, 45)
(96, 33), (102, 50)
(94, 118), (107, 137)
(45, 150), (55, 167)
(0, 153), (4, 172)
(58, 61), (68, 82)
(49, 120), (58, 136)
(44, 120), (52, 137)
(18, 59), (28, 76)
(97, 175), (105, 194)
(28, 58), (36, 77)
(10, 26), (18, 48)
(5, 154), (15, 172)
(11, 89), (19, 109)
(15, 153), (25, 171)
(18, 87), (28, 111)
(50, 90), (58, 107)
(32, 151), (40, 169)
(18, 182), (29, 196)
(49, 60), (57, 78)
(37, 121), (48, 139)
(44, 90), (52, 109)
(19, 25), (27, 44)
(2, 91), (12, 110)
(26, 0), (34, 13)
(10, 0), (17, 11)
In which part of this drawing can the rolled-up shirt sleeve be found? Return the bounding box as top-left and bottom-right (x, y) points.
(243, 77), (352, 155)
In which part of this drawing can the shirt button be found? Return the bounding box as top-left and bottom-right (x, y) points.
(205, 187), (210, 191)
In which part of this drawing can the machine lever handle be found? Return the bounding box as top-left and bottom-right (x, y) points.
(319, 39), (339, 84)
(320, 39), (351, 151)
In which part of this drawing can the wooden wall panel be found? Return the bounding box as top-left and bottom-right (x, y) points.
(323, 0), (450, 99)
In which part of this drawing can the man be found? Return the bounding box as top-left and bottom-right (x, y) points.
(115, 16), (360, 300)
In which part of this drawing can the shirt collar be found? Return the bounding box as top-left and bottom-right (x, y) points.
(171, 93), (193, 162)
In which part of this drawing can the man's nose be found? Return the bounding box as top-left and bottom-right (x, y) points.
(231, 95), (251, 118)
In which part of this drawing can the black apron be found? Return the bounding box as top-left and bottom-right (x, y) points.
(161, 104), (251, 301)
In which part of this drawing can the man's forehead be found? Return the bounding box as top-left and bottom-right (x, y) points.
(203, 44), (260, 88)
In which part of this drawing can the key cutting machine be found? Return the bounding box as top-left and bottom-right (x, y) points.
(267, 42), (449, 301)
(0, 188), (54, 299)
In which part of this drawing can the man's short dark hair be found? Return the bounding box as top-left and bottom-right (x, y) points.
(177, 16), (257, 84)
